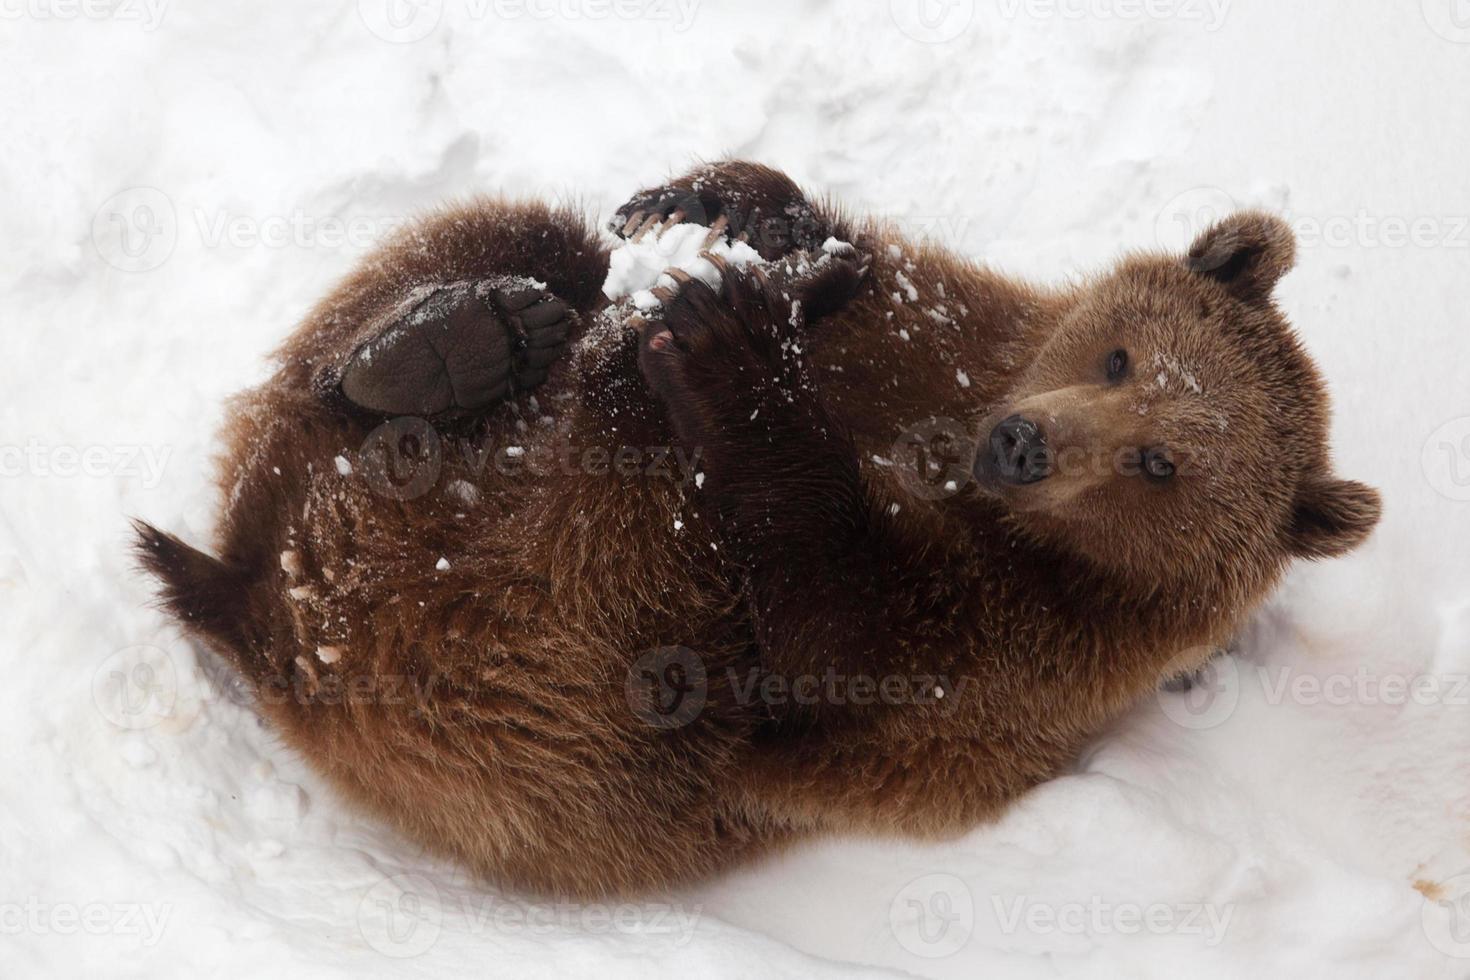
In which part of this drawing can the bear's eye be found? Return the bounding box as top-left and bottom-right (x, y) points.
(1106, 348), (1129, 381)
(1143, 448), (1175, 481)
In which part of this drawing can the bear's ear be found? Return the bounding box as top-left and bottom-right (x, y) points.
(1186, 211), (1296, 303)
(1284, 475), (1382, 559)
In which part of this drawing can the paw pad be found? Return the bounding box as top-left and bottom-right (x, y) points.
(339, 277), (574, 416)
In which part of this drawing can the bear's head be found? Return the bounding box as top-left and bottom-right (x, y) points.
(974, 211), (1381, 589)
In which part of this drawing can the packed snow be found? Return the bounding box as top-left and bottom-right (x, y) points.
(4, 2), (1470, 978)
(603, 220), (766, 309)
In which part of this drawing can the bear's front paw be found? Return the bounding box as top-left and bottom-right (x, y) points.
(610, 163), (825, 261)
(633, 255), (781, 398)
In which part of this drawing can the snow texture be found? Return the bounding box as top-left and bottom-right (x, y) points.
(603, 220), (766, 310)
(4, 2), (1470, 977)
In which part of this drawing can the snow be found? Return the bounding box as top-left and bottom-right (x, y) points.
(4, 2), (1470, 978)
(603, 220), (765, 310)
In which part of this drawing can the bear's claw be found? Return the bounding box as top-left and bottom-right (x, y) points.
(338, 277), (573, 417)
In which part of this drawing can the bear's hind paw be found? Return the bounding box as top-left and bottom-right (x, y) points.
(336, 277), (574, 417)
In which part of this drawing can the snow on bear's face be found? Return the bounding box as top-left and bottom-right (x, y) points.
(973, 212), (1381, 584)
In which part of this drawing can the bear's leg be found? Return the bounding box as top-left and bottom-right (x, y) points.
(611, 160), (847, 262)
(279, 199), (611, 418)
(635, 253), (936, 700)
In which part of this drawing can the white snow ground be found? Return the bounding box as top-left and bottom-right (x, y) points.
(3, 1), (1470, 976)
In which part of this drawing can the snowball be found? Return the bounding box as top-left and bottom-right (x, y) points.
(602, 223), (764, 309)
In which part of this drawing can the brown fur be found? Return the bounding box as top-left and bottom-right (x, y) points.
(136, 163), (1380, 899)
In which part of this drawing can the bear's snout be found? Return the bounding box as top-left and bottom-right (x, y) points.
(982, 414), (1053, 485)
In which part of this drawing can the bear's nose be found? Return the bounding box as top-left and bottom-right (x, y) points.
(985, 415), (1052, 485)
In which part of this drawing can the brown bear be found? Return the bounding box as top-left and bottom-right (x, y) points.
(136, 161), (1381, 900)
